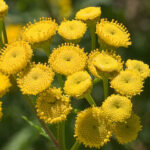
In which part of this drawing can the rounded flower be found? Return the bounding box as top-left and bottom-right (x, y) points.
(75, 7), (101, 22)
(36, 87), (72, 124)
(74, 107), (112, 148)
(17, 63), (54, 95)
(64, 71), (92, 98)
(114, 113), (142, 144)
(0, 72), (11, 98)
(0, 101), (3, 120)
(126, 59), (150, 80)
(22, 17), (58, 45)
(58, 20), (87, 42)
(0, 41), (33, 75)
(96, 18), (131, 48)
(0, 0), (8, 19)
(111, 70), (143, 97)
(49, 43), (87, 76)
(102, 94), (132, 122)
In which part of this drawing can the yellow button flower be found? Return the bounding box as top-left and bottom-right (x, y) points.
(0, 0), (8, 19)
(49, 43), (87, 76)
(0, 101), (3, 120)
(58, 20), (87, 42)
(126, 59), (150, 80)
(74, 107), (112, 148)
(114, 113), (142, 144)
(64, 71), (92, 99)
(17, 63), (54, 95)
(36, 87), (72, 124)
(0, 41), (33, 75)
(96, 18), (131, 49)
(111, 70), (143, 97)
(102, 94), (132, 122)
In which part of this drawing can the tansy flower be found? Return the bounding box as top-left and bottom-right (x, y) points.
(74, 107), (112, 148)
(0, 41), (33, 75)
(0, 72), (11, 98)
(0, 101), (3, 120)
(49, 43), (87, 76)
(102, 94), (132, 122)
(111, 70), (143, 97)
(126, 59), (150, 80)
(114, 113), (142, 144)
(64, 71), (92, 99)
(22, 17), (58, 47)
(96, 18), (131, 49)
(58, 20), (87, 43)
(75, 7), (101, 22)
(36, 87), (72, 124)
(0, 0), (8, 19)
(17, 63), (54, 95)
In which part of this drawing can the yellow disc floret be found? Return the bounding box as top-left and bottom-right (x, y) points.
(96, 18), (131, 48)
(17, 63), (54, 95)
(114, 113), (142, 144)
(111, 70), (143, 97)
(0, 72), (11, 98)
(58, 20), (87, 42)
(64, 71), (92, 98)
(22, 17), (58, 45)
(0, 0), (8, 19)
(0, 41), (33, 75)
(126, 59), (150, 80)
(36, 87), (72, 124)
(49, 43), (87, 76)
(74, 107), (112, 148)
(0, 101), (3, 120)
(102, 94), (132, 122)
(75, 7), (101, 22)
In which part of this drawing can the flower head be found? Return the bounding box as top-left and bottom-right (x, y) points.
(0, 72), (11, 98)
(17, 63), (54, 95)
(49, 43), (87, 76)
(64, 71), (92, 99)
(96, 18), (131, 49)
(75, 7), (101, 22)
(0, 41), (33, 75)
(111, 70), (143, 97)
(0, 0), (8, 19)
(36, 87), (72, 124)
(126, 59), (150, 80)
(0, 101), (3, 120)
(74, 107), (112, 148)
(102, 94), (132, 122)
(58, 20), (87, 42)
(114, 113), (142, 144)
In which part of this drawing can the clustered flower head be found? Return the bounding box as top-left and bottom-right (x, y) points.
(0, 0), (8, 19)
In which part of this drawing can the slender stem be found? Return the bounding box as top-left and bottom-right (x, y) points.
(57, 121), (66, 150)
(56, 74), (64, 88)
(24, 95), (59, 149)
(89, 24), (96, 50)
(93, 78), (101, 85)
(84, 93), (96, 106)
(71, 141), (81, 150)
(2, 21), (8, 44)
(0, 20), (4, 48)
(103, 77), (109, 99)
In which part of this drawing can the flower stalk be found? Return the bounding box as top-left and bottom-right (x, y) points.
(102, 76), (109, 99)
(85, 93), (96, 106)
(71, 141), (81, 150)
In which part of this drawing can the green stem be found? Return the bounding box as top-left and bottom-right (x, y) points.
(2, 21), (8, 44)
(89, 24), (96, 50)
(57, 121), (66, 150)
(85, 93), (96, 106)
(103, 77), (109, 99)
(0, 20), (4, 48)
(57, 74), (64, 88)
(93, 78), (101, 85)
(71, 141), (81, 150)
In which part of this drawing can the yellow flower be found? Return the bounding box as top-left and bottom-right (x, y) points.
(102, 94), (132, 122)
(114, 113), (142, 144)
(49, 43), (87, 76)
(6, 24), (22, 43)
(58, 20), (87, 42)
(22, 17), (58, 46)
(17, 63), (54, 95)
(111, 70), (143, 97)
(126, 59), (150, 80)
(0, 72), (11, 98)
(0, 101), (3, 120)
(36, 87), (72, 124)
(64, 71), (92, 99)
(74, 107), (112, 148)
(96, 18), (131, 49)
(75, 7), (101, 22)
(0, 41), (33, 75)
(0, 0), (8, 19)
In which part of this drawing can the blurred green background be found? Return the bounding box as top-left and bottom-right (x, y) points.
(0, 0), (150, 150)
